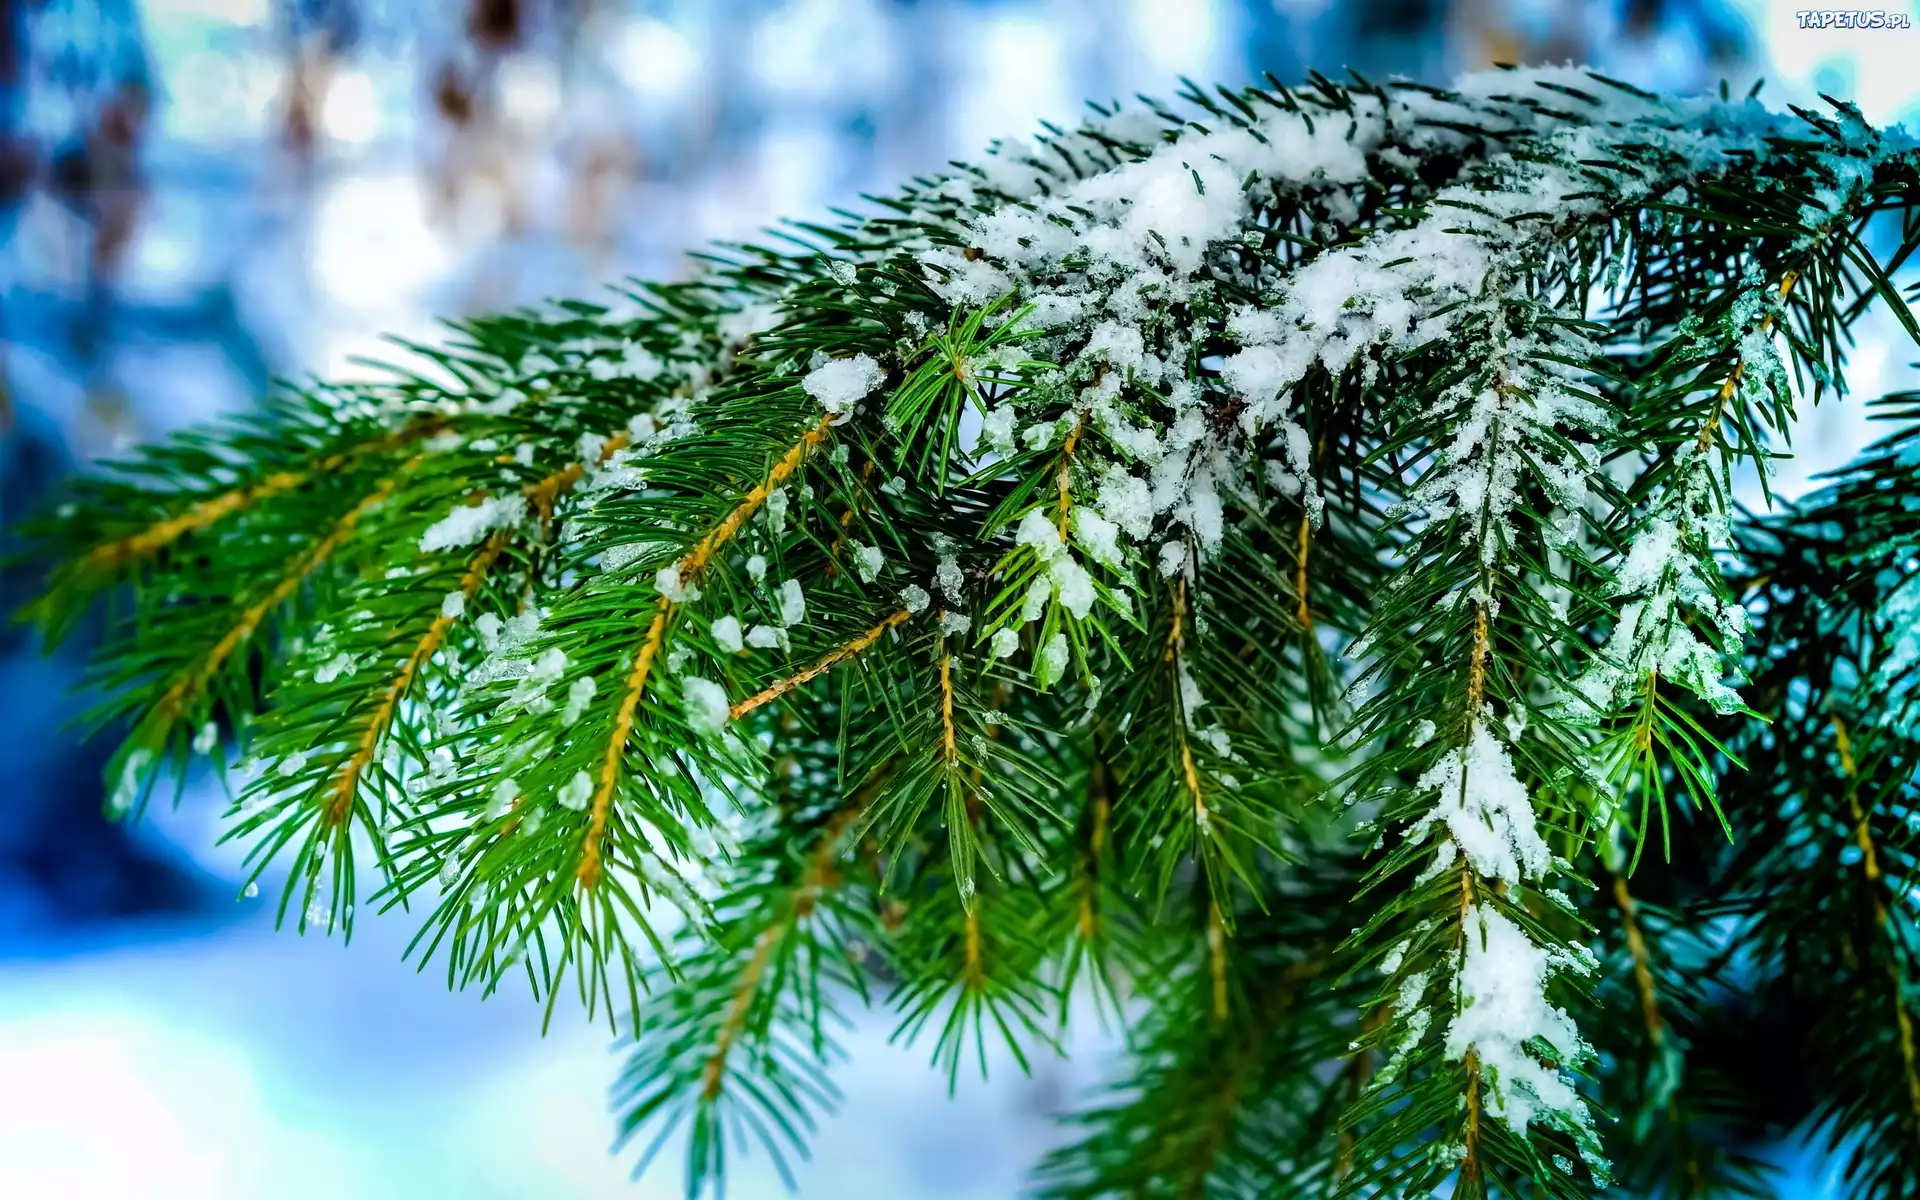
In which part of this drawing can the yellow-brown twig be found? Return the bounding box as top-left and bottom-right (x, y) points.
(1164, 576), (1187, 663)
(1456, 867), (1484, 1182)
(85, 421), (439, 571)
(1182, 738), (1209, 826)
(1465, 600), (1490, 714)
(579, 415), (837, 889)
(1089, 770), (1110, 860)
(730, 609), (912, 719)
(1207, 899), (1230, 1023)
(524, 430), (632, 517)
(1295, 514), (1313, 632)
(1335, 1003), (1391, 1179)
(684, 414), (836, 578)
(1165, 578), (1209, 827)
(97, 471), (305, 565)
(938, 646), (959, 765)
(1833, 713), (1920, 1145)
(1077, 888), (1099, 944)
(327, 434), (634, 827)
(1634, 670), (1662, 753)
(155, 461), (417, 725)
(793, 805), (862, 917)
(580, 600), (669, 890)
(1057, 414), (1085, 539)
(824, 458), (879, 574)
(700, 922), (786, 1101)
(1612, 871), (1667, 1047)
(1077, 766), (1113, 945)
(1694, 270), (1800, 457)
(1180, 957), (1322, 1196)
(1461, 1047), (1484, 1187)
(695, 805), (865, 1104)
(326, 532), (509, 827)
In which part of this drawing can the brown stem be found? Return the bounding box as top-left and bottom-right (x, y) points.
(1335, 1005), (1390, 1179)
(156, 460), (419, 726)
(1461, 1048), (1484, 1189)
(327, 531), (509, 826)
(1635, 670), (1660, 752)
(524, 429), (632, 518)
(1465, 599), (1490, 715)
(938, 644), (958, 766)
(1693, 270), (1800, 457)
(86, 419), (441, 571)
(1832, 713), (1920, 1145)
(1089, 764), (1110, 860)
(1073, 752), (1112, 946)
(683, 414), (836, 577)
(1164, 576), (1187, 663)
(1057, 413), (1085, 539)
(732, 609), (912, 720)
(1207, 899), (1230, 1023)
(1294, 513), (1313, 632)
(1456, 867), (1484, 1185)
(963, 908), (985, 988)
(327, 437), (632, 827)
(824, 458), (879, 572)
(580, 599), (668, 889)
(698, 805), (862, 1101)
(1611, 871), (1667, 1047)
(1174, 957), (1322, 1198)
(1181, 737), (1209, 828)
(1164, 578), (1209, 829)
(579, 415), (836, 888)
(700, 922), (786, 1101)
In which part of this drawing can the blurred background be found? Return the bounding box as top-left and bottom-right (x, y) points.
(1, 1), (1915, 1196)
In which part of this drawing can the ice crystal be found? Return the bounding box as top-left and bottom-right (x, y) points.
(683, 678), (731, 735)
(557, 770), (593, 811)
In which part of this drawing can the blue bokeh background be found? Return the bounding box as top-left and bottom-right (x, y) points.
(3, 2), (1917, 1195)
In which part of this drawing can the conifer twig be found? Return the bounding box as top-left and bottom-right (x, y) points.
(327, 435), (637, 827)
(730, 608), (913, 719)
(155, 459), (420, 726)
(327, 531), (510, 826)
(1832, 713), (1920, 1145)
(1609, 872), (1666, 1047)
(84, 419), (440, 570)
(580, 414), (837, 888)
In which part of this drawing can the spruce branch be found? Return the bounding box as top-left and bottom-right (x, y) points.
(16, 66), (1920, 1198)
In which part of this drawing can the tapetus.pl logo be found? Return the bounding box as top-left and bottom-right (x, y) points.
(1794, 9), (1915, 27)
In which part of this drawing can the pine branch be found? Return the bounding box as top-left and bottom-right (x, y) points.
(612, 774), (878, 1195)
(19, 67), (1920, 1199)
(1033, 863), (1365, 1199)
(1695, 433), (1920, 1196)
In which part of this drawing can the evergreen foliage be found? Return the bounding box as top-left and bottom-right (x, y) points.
(15, 65), (1920, 1196)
